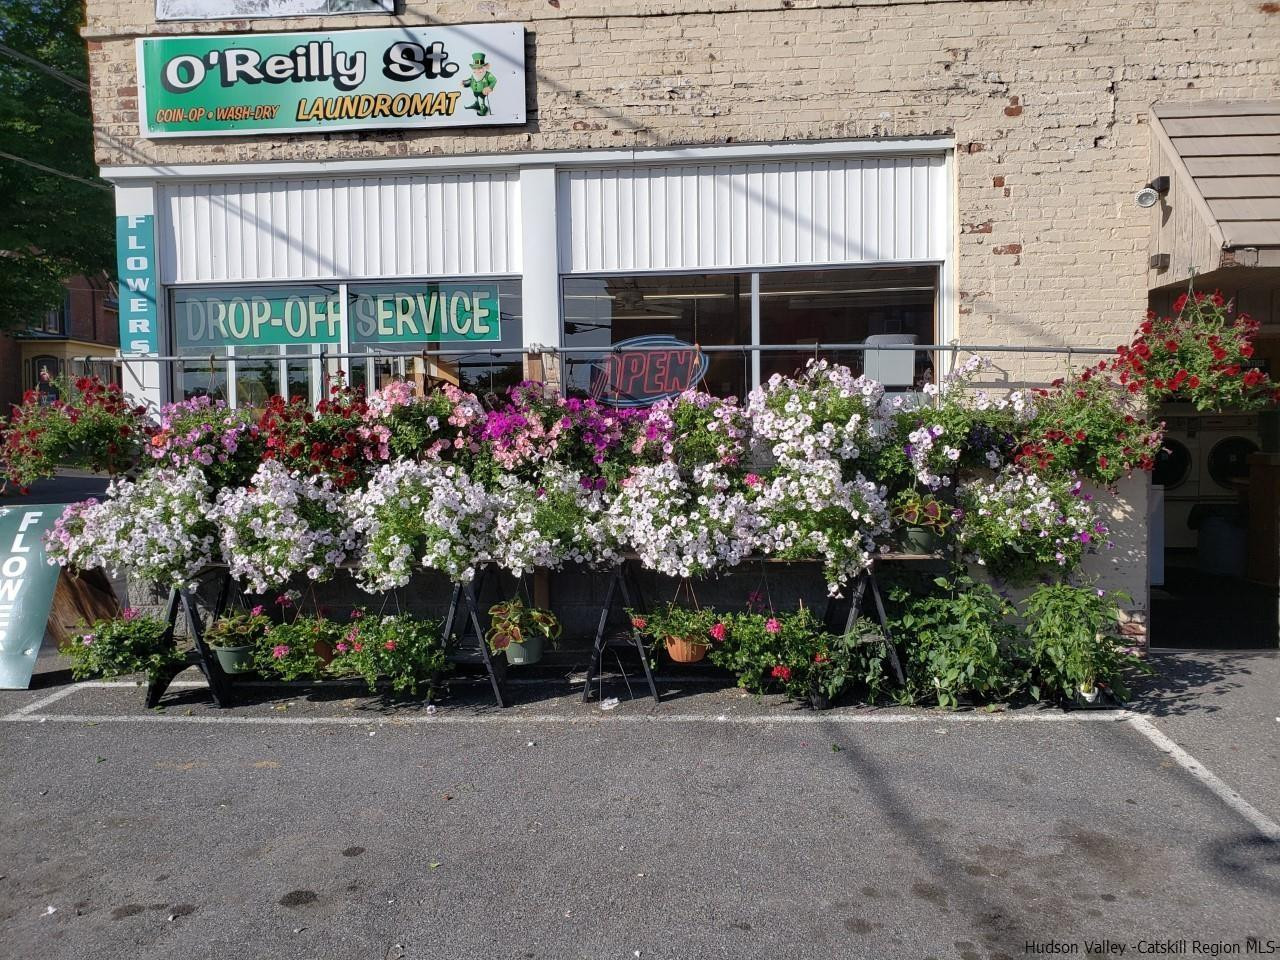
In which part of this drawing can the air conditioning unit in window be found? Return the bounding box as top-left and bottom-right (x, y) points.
(862, 334), (917, 388)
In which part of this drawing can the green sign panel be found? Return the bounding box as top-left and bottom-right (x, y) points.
(0, 506), (65, 690)
(174, 287), (343, 349)
(173, 284), (503, 348)
(136, 24), (526, 138)
(349, 284), (502, 345)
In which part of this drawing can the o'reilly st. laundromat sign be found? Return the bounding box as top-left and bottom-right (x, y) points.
(137, 23), (525, 138)
(174, 284), (501, 348)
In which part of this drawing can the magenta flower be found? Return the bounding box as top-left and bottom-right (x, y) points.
(765, 618), (781, 634)
(251, 604), (265, 616)
(709, 622), (728, 643)
(120, 607), (140, 622)
(744, 473), (760, 488)
(271, 644), (289, 659)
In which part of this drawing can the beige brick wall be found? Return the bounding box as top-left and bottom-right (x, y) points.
(82, 0), (1280, 624)
(84, 0), (1280, 356)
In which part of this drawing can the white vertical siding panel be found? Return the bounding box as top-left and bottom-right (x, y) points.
(813, 163), (831, 264)
(746, 167), (764, 266)
(426, 177), (445, 275)
(633, 172), (650, 271)
(332, 181), (350, 277)
(929, 156), (948, 261)
(714, 168), (732, 267)
(894, 158), (913, 261)
(161, 173), (520, 283)
(194, 185), (213, 281)
(910, 160), (930, 261)
(391, 178), (410, 277)
(762, 165), (780, 265)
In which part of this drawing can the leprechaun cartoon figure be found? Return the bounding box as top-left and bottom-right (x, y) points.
(461, 52), (496, 116)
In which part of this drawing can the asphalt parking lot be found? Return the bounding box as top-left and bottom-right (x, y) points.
(1, 648), (1277, 960)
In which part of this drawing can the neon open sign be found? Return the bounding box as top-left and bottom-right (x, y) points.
(591, 336), (710, 408)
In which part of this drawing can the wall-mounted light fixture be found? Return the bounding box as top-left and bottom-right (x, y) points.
(1149, 253), (1171, 270)
(1135, 176), (1171, 209)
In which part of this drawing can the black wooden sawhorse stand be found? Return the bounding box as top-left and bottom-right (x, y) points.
(441, 568), (508, 708)
(146, 570), (237, 709)
(822, 558), (909, 686)
(582, 560), (660, 705)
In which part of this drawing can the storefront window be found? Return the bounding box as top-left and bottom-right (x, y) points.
(560, 266), (937, 402)
(758, 266), (938, 387)
(561, 274), (751, 400)
(347, 279), (523, 399)
(170, 285), (342, 406)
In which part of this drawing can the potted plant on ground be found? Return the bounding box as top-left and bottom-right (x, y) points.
(204, 606), (273, 675)
(256, 613), (343, 682)
(328, 612), (449, 697)
(485, 598), (562, 666)
(708, 606), (881, 708)
(629, 603), (718, 664)
(61, 608), (185, 685)
(1022, 583), (1150, 707)
(892, 576), (1025, 709)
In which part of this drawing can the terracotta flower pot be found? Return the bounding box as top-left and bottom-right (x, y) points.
(665, 635), (708, 664)
(314, 638), (335, 667)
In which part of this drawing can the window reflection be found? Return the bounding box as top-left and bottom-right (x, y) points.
(561, 273), (751, 399)
(757, 266), (937, 387)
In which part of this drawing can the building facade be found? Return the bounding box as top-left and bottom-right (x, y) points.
(80, 0), (1280, 634)
(0, 275), (120, 413)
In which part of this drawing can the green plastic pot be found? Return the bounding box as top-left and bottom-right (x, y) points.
(900, 525), (942, 555)
(503, 635), (544, 666)
(213, 644), (255, 675)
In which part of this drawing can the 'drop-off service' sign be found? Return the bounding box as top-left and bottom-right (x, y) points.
(137, 23), (525, 138)
(173, 284), (502, 348)
(0, 506), (64, 690)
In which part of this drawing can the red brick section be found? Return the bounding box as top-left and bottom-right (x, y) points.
(993, 243), (1022, 255)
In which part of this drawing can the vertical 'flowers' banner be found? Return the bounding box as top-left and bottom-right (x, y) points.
(0, 506), (65, 689)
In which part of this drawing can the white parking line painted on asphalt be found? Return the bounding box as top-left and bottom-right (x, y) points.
(1, 709), (1133, 726)
(2, 685), (85, 718)
(1127, 715), (1280, 843)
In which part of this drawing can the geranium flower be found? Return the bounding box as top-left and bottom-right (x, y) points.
(765, 618), (781, 634)
(271, 644), (289, 659)
(770, 665), (792, 681)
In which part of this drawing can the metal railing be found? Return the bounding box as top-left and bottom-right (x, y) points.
(67, 340), (1115, 405)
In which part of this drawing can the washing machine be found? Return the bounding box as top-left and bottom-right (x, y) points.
(1155, 415), (1201, 550)
(1156, 412), (1261, 551)
(1198, 414), (1261, 499)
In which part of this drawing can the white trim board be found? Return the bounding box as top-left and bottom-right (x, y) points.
(100, 137), (956, 184)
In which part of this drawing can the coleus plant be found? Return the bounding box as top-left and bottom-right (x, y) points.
(485, 597), (562, 656)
